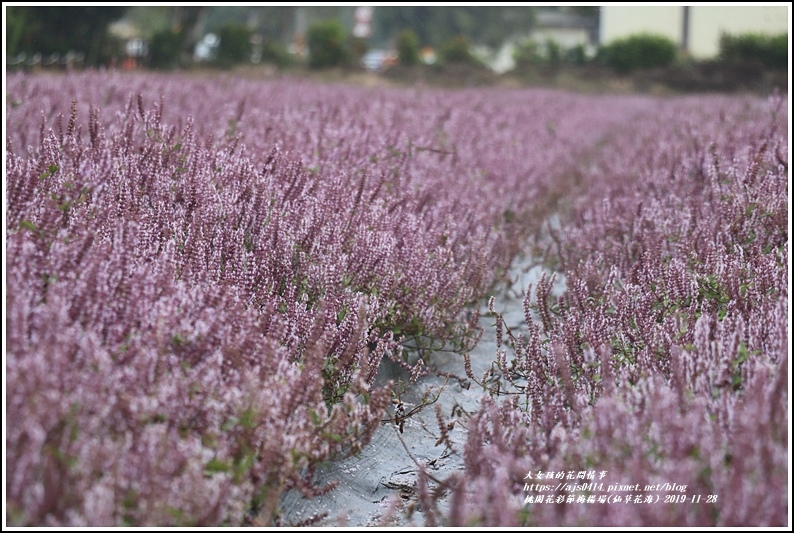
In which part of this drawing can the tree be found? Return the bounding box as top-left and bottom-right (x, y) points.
(171, 6), (210, 65)
(396, 29), (420, 66)
(374, 7), (535, 49)
(438, 35), (478, 65)
(307, 20), (350, 69)
(216, 23), (252, 68)
(6, 7), (28, 58)
(8, 7), (127, 66)
(148, 29), (182, 70)
(144, 7), (211, 69)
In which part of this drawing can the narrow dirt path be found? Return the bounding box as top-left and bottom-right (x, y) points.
(279, 251), (562, 526)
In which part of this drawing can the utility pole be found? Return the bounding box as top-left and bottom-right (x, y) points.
(681, 6), (690, 54)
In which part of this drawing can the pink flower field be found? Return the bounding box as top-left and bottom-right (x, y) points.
(5, 71), (788, 526)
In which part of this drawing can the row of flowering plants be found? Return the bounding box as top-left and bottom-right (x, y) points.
(421, 94), (788, 526)
(6, 72), (657, 525)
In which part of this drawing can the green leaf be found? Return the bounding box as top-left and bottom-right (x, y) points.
(221, 417), (239, 432)
(239, 407), (256, 429)
(19, 220), (38, 232)
(205, 459), (232, 474)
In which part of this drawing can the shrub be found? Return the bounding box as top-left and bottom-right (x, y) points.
(544, 39), (562, 67)
(307, 19), (349, 69)
(598, 32), (677, 73)
(438, 35), (477, 65)
(513, 39), (543, 69)
(148, 29), (181, 70)
(396, 29), (420, 66)
(719, 32), (788, 70)
(216, 23), (252, 68)
(514, 39), (586, 70)
(565, 43), (587, 65)
(259, 38), (294, 68)
(348, 35), (368, 65)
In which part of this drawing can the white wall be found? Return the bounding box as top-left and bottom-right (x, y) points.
(600, 6), (683, 45)
(689, 6), (789, 58)
(600, 5), (789, 58)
